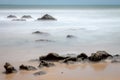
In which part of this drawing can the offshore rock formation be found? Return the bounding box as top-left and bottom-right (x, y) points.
(37, 14), (57, 20)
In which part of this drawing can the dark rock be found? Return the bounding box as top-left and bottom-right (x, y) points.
(77, 53), (88, 60)
(33, 71), (46, 76)
(63, 57), (77, 63)
(38, 60), (54, 68)
(37, 14), (56, 20)
(12, 19), (26, 21)
(21, 15), (32, 18)
(19, 64), (37, 71)
(39, 53), (65, 61)
(35, 39), (54, 42)
(32, 31), (49, 35)
(4, 62), (17, 74)
(89, 51), (112, 62)
(66, 35), (76, 38)
(7, 15), (17, 18)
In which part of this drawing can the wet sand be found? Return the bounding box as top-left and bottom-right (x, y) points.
(1, 61), (120, 80)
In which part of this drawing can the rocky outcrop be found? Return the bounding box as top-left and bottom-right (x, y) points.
(37, 14), (56, 20)
(89, 51), (112, 62)
(33, 71), (46, 76)
(63, 57), (77, 63)
(32, 31), (49, 35)
(77, 53), (88, 60)
(21, 15), (32, 18)
(39, 53), (65, 61)
(38, 60), (54, 68)
(66, 35), (76, 38)
(19, 64), (37, 71)
(4, 62), (17, 74)
(7, 15), (17, 18)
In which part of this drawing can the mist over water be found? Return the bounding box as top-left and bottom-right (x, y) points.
(0, 8), (120, 62)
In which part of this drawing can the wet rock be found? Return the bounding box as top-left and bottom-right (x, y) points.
(89, 51), (112, 62)
(32, 31), (49, 35)
(35, 39), (54, 42)
(37, 14), (56, 20)
(77, 53), (88, 60)
(12, 18), (26, 21)
(21, 15), (32, 18)
(66, 35), (76, 38)
(33, 71), (46, 76)
(4, 62), (17, 74)
(38, 60), (54, 68)
(63, 57), (77, 63)
(39, 53), (65, 61)
(7, 15), (17, 18)
(19, 64), (37, 71)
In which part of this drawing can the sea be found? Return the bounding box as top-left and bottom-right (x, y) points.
(0, 5), (120, 62)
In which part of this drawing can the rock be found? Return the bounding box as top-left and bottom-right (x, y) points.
(33, 71), (46, 76)
(35, 39), (54, 42)
(39, 53), (65, 61)
(63, 57), (77, 63)
(66, 35), (76, 38)
(12, 19), (26, 21)
(19, 64), (37, 71)
(77, 53), (88, 60)
(7, 15), (17, 18)
(32, 31), (49, 35)
(37, 14), (56, 20)
(38, 60), (54, 68)
(21, 15), (32, 18)
(89, 51), (112, 62)
(4, 62), (17, 74)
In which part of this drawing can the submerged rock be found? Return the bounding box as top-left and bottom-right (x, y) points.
(89, 51), (112, 62)
(32, 31), (49, 35)
(39, 53), (65, 61)
(37, 14), (56, 20)
(35, 39), (54, 42)
(19, 64), (37, 71)
(21, 15), (32, 18)
(77, 53), (88, 60)
(33, 71), (46, 76)
(38, 60), (54, 68)
(4, 62), (17, 74)
(66, 35), (76, 38)
(12, 18), (26, 21)
(7, 15), (17, 18)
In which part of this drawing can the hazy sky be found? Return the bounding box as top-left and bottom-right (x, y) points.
(0, 0), (120, 5)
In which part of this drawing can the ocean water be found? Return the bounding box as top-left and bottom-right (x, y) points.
(0, 6), (120, 62)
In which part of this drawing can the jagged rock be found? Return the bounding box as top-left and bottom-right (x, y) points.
(39, 53), (65, 61)
(32, 31), (49, 35)
(37, 14), (56, 20)
(66, 35), (76, 38)
(77, 53), (88, 60)
(35, 39), (54, 42)
(89, 51), (112, 62)
(38, 60), (54, 68)
(21, 15), (32, 18)
(7, 15), (17, 18)
(4, 62), (17, 74)
(33, 71), (46, 76)
(12, 19), (26, 21)
(19, 64), (37, 71)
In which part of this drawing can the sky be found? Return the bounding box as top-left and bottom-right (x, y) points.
(0, 0), (120, 5)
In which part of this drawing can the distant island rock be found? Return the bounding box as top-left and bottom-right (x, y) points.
(7, 15), (17, 18)
(21, 15), (32, 19)
(32, 31), (49, 35)
(37, 14), (57, 20)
